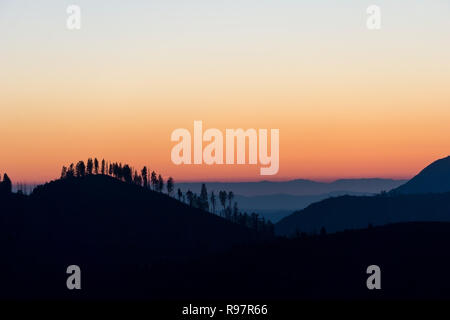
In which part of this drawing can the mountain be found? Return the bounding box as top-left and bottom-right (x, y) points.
(3, 174), (450, 300)
(5, 219), (450, 299)
(0, 175), (264, 298)
(176, 178), (406, 197)
(392, 156), (450, 194)
(275, 192), (450, 236)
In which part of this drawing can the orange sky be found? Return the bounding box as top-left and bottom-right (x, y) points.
(1, 1), (450, 183)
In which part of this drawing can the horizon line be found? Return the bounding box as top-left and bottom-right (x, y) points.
(12, 175), (411, 186)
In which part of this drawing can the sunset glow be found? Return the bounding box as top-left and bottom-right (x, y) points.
(1, 0), (450, 183)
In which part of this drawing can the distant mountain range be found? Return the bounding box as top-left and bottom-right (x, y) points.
(176, 179), (405, 222)
(177, 178), (406, 196)
(276, 155), (450, 236)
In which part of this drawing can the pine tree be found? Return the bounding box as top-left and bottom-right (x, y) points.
(86, 158), (94, 175)
(210, 191), (216, 214)
(199, 184), (209, 211)
(141, 166), (148, 188)
(167, 177), (174, 196)
(94, 158), (99, 174)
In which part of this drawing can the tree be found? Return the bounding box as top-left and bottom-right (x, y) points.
(219, 191), (227, 216)
(158, 174), (164, 193)
(0, 173), (12, 194)
(122, 164), (132, 183)
(227, 191), (234, 209)
(177, 188), (183, 201)
(66, 163), (75, 178)
(108, 163), (113, 176)
(151, 171), (158, 191)
(199, 184), (209, 211)
(94, 158), (99, 174)
(167, 177), (174, 196)
(61, 166), (67, 179)
(320, 226), (327, 236)
(101, 159), (106, 175)
(133, 170), (142, 185)
(210, 191), (216, 214)
(186, 190), (194, 207)
(141, 166), (148, 188)
(86, 158), (94, 175)
(117, 163), (123, 180)
(75, 161), (86, 177)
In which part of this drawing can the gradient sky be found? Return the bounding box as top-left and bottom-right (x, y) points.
(1, 0), (450, 183)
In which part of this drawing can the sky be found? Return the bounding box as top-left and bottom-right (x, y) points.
(1, 0), (450, 183)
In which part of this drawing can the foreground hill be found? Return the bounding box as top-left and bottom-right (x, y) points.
(275, 192), (450, 236)
(0, 175), (263, 298)
(160, 222), (450, 300)
(4, 220), (450, 299)
(392, 155), (450, 194)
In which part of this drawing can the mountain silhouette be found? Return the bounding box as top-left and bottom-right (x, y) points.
(3, 173), (450, 299)
(275, 192), (450, 236)
(0, 175), (264, 298)
(391, 156), (450, 194)
(275, 156), (450, 236)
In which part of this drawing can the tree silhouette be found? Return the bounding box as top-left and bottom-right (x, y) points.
(101, 159), (106, 175)
(186, 190), (194, 207)
(151, 171), (158, 191)
(158, 174), (164, 193)
(76, 161), (86, 177)
(94, 158), (99, 174)
(177, 188), (183, 201)
(86, 158), (94, 175)
(199, 184), (209, 211)
(219, 191), (227, 216)
(227, 191), (234, 209)
(66, 163), (75, 178)
(61, 166), (67, 179)
(133, 170), (142, 185)
(141, 166), (148, 188)
(167, 177), (174, 196)
(0, 173), (12, 194)
(122, 165), (132, 183)
(210, 191), (216, 214)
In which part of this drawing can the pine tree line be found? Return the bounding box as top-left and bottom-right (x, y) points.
(60, 158), (274, 235)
